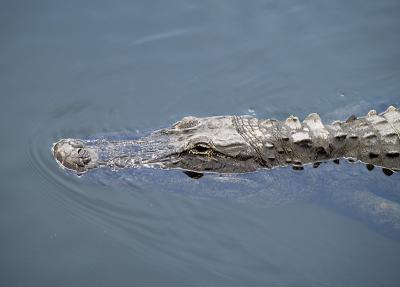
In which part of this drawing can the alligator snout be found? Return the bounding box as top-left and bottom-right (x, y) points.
(52, 139), (98, 173)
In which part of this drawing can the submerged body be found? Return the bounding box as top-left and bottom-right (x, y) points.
(52, 106), (400, 176)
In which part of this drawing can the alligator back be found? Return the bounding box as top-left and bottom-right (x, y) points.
(235, 106), (400, 173)
(330, 107), (400, 172)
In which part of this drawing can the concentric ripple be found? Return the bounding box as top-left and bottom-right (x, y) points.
(26, 108), (400, 272)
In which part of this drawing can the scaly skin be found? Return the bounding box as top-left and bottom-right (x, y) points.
(52, 106), (400, 176)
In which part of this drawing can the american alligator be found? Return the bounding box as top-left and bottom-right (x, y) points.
(52, 106), (400, 177)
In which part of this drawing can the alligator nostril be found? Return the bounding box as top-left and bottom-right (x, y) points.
(78, 149), (90, 159)
(77, 158), (86, 167)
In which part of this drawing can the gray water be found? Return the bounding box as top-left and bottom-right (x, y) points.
(1, 0), (400, 286)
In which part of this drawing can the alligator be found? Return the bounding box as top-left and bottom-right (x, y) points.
(52, 106), (400, 177)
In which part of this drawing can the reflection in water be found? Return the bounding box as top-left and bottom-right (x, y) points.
(30, 107), (400, 245)
(28, 120), (400, 284)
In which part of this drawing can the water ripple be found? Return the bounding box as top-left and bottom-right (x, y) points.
(25, 104), (400, 277)
(133, 28), (191, 46)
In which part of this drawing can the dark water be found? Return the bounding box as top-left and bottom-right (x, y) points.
(1, 0), (400, 286)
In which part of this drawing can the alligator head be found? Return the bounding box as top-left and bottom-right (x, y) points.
(52, 116), (260, 174)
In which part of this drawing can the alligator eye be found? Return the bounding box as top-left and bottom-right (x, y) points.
(77, 148), (82, 155)
(190, 143), (213, 155)
(193, 145), (209, 153)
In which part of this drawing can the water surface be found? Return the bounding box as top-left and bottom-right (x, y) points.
(1, 0), (400, 286)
